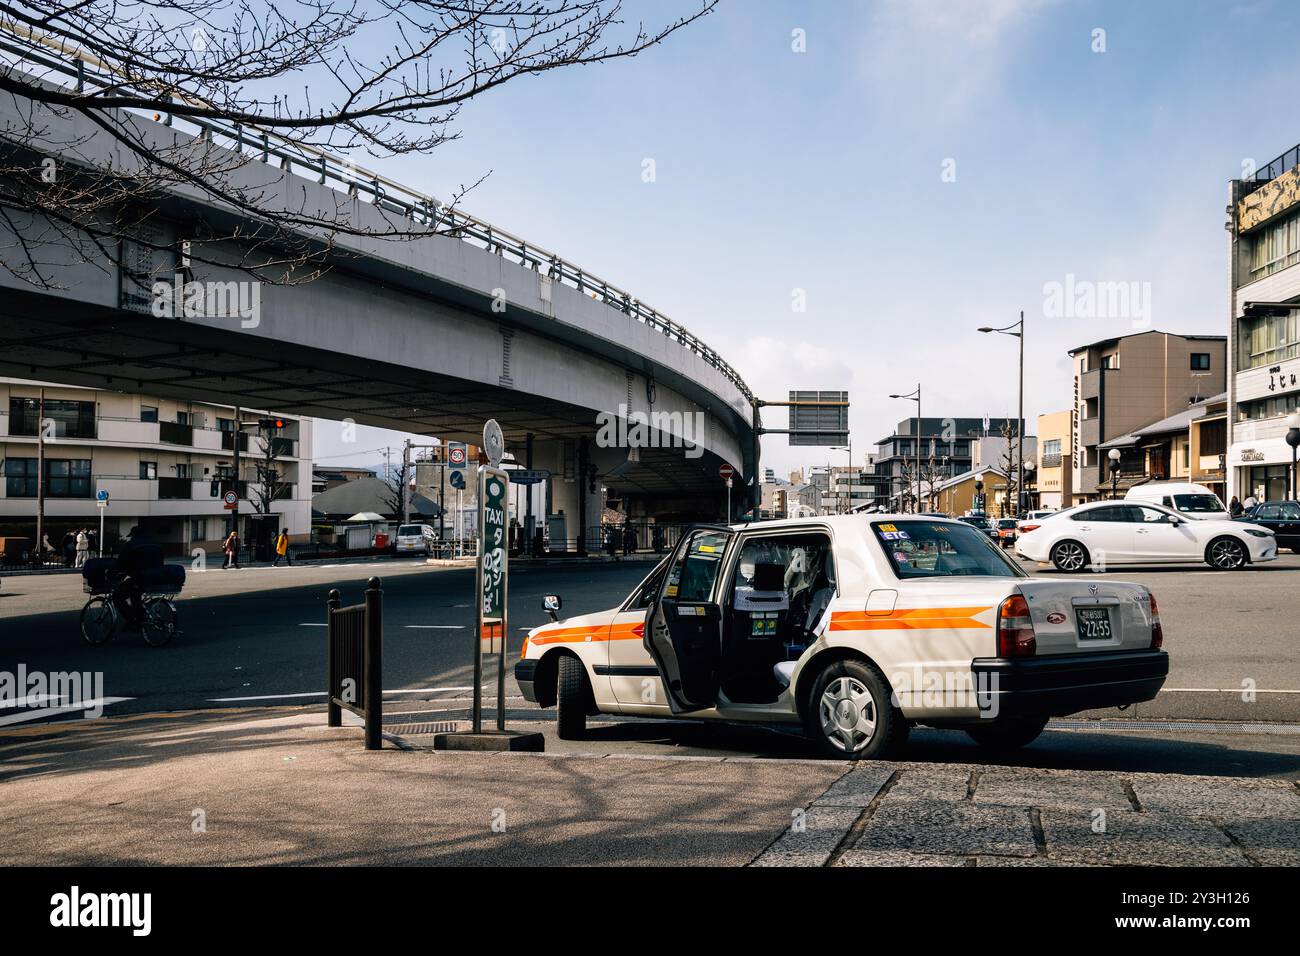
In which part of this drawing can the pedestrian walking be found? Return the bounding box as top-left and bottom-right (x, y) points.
(273, 528), (292, 566)
(622, 523), (635, 556)
(62, 531), (76, 567)
(1229, 495), (1244, 517)
(74, 528), (90, 568)
(222, 528), (241, 569)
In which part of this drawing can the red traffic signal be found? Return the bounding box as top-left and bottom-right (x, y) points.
(258, 417), (287, 431)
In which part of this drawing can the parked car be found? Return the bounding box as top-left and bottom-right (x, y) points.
(1125, 482), (1228, 520)
(394, 523), (437, 555)
(1016, 501), (1276, 571)
(1017, 509), (1055, 532)
(994, 518), (1018, 546)
(1235, 501), (1300, 552)
(957, 514), (1000, 541)
(516, 515), (1168, 760)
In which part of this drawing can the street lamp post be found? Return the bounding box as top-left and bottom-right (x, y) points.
(1108, 448), (1122, 500)
(888, 385), (921, 513)
(974, 478), (984, 516)
(978, 311), (1025, 516)
(1286, 412), (1300, 501)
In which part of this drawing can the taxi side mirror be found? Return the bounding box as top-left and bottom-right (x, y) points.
(542, 594), (562, 621)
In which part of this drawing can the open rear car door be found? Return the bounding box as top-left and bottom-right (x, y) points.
(643, 526), (734, 713)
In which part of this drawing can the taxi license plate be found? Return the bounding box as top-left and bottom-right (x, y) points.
(1076, 607), (1112, 640)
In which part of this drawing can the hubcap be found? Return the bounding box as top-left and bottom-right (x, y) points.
(1212, 540), (1242, 569)
(1056, 543), (1084, 570)
(819, 676), (877, 753)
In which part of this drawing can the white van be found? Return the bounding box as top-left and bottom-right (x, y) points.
(1125, 482), (1227, 520)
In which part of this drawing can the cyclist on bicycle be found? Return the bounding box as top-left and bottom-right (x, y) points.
(116, 525), (164, 623)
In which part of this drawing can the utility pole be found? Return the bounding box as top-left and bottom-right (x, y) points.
(401, 439), (411, 524)
(35, 388), (45, 565)
(230, 405), (242, 536)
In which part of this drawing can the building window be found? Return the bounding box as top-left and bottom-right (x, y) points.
(1249, 210), (1300, 279)
(1190, 353), (1211, 371)
(140, 461), (157, 480)
(1237, 392), (1300, 422)
(190, 519), (206, 542)
(7, 398), (96, 439)
(217, 417), (234, 432)
(175, 463), (191, 479)
(176, 411), (190, 426)
(6, 458), (93, 498)
(1238, 310), (1300, 371)
(140, 405), (158, 423)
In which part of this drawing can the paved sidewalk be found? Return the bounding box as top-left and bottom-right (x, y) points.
(1, 708), (1296, 866)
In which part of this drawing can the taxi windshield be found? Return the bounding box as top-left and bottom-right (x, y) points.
(871, 521), (1025, 579)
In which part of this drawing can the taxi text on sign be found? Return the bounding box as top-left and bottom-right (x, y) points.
(477, 466), (509, 656)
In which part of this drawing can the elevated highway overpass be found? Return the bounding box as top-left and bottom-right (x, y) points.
(0, 35), (757, 534)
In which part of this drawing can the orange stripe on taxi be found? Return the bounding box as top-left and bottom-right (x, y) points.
(530, 621), (644, 646)
(829, 606), (993, 631)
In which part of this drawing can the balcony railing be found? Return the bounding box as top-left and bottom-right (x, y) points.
(157, 476), (192, 499)
(159, 421), (193, 445)
(1243, 142), (1300, 196)
(220, 431), (250, 452)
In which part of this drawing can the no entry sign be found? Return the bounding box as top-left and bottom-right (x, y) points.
(718, 463), (736, 480)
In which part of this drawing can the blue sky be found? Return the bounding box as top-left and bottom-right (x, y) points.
(314, 0), (1300, 476)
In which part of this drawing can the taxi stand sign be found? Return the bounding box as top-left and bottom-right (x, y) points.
(473, 463), (509, 733)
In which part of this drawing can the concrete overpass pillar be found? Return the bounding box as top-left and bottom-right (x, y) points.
(533, 438), (601, 553)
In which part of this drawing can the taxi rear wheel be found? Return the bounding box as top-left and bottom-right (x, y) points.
(804, 658), (907, 760)
(556, 654), (592, 740)
(965, 716), (1048, 751)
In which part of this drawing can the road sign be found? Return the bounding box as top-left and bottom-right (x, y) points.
(483, 419), (505, 468)
(96, 489), (109, 502)
(788, 390), (849, 446)
(448, 442), (468, 469)
(223, 490), (238, 510)
(718, 463), (736, 480)
(507, 469), (550, 486)
(473, 465), (510, 734)
(449, 469), (466, 490)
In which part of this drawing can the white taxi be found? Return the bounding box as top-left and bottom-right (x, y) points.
(515, 515), (1168, 760)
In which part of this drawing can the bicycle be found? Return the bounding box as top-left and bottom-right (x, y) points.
(80, 569), (181, 647)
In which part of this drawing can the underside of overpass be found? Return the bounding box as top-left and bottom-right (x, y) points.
(0, 285), (731, 512)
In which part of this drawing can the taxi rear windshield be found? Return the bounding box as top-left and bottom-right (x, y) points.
(871, 521), (1025, 579)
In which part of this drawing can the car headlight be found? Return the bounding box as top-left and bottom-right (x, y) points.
(1244, 529), (1273, 538)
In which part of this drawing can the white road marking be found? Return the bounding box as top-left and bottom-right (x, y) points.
(404, 625), (465, 629)
(0, 697), (135, 727)
(298, 623), (327, 627)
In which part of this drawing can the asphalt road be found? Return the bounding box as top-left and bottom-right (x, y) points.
(0, 558), (651, 723)
(2, 551), (1298, 731)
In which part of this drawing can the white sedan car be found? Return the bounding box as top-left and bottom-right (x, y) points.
(1016, 501), (1276, 571)
(516, 515), (1168, 760)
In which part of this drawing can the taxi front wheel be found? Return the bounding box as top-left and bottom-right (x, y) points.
(556, 654), (592, 740)
(805, 658), (907, 760)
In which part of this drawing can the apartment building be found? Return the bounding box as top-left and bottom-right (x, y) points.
(1226, 141), (1300, 502)
(1068, 331), (1225, 503)
(874, 417), (1023, 509)
(1035, 410), (1074, 510)
(0, 378), (312, 558)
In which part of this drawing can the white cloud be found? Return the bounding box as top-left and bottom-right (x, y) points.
(861, 0), (1059, 122)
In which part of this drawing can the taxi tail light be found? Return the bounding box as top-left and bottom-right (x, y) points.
(1148, 591), (1163, 650)
(997, 593), (1037, 658)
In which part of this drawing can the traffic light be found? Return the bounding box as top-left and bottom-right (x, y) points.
(258, 417), (286, 431)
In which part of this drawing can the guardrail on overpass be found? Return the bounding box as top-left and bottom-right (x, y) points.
(0, 28), (754, 406)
